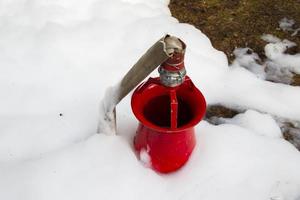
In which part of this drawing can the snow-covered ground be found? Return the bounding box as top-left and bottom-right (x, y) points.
(0, 0), (300, 199)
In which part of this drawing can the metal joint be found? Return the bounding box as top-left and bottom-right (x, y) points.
(158, 67), (186, 87)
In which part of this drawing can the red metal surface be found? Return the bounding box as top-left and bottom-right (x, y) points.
(170, 90), (178, 130)
(131, 76), (206, 173)
(160, 50), (185, 71)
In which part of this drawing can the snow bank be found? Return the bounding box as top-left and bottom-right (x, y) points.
(233, 35), (300, 85)
(0, 0), (300, 199)
(1, 123), (300, 200)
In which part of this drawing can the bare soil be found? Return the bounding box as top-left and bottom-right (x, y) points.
(169, 0), (300, 62)
(169, 0), (300, 85)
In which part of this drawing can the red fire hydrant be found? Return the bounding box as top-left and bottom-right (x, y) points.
(131, 38), (206, 173)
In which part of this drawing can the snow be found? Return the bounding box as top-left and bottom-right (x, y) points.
(233, 48), (265, 79)
(219, 110), (282, 138)
(97, 84), (120, 134)
(139, 146), (151, 168)
(279, 18), (295, 32)
(265, 40), (300, 74)
(233, 35), (300, 85)
(261, 34), (282, 43)
(279, 17), (300, 37)
(1, 0), (300, 200)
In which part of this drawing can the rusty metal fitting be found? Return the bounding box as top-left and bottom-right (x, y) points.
(158, 67), (186, 87)
(159, 36), (186, 87)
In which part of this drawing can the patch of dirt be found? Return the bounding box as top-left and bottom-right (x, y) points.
(292, 74), (300, 86)
(280, 121), (300, 150)
(205, 105), (242, 125)
(169, 0), (300, 62)
(205, 105), (240, 119)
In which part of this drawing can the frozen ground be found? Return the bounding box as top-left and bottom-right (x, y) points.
(0, 0), (300, 199)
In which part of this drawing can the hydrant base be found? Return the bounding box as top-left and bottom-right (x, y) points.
(134, 123), (196, 173)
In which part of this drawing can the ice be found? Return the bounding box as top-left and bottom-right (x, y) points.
(1, 0), (300, 200)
